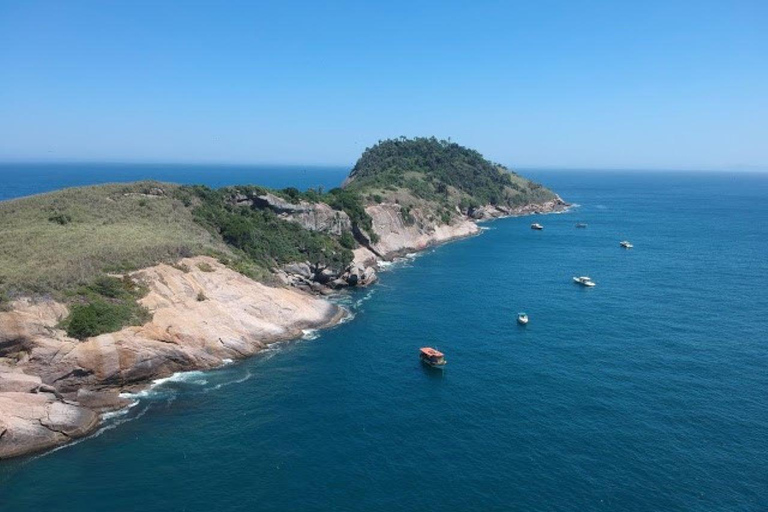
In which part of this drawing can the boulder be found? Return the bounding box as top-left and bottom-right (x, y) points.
(0, 371), (42, 393)
(283, 262), (313, 280)
(252, 193), (310, 214)
(313, 268), (337, 285)
(0, 392), (99, 459)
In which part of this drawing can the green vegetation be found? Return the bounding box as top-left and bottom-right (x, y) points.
(197, 262), (214, 272)
(0, 181), (228, 295)
(61, 276), (151, 340)
(345, 137), (556, 210)
(181, 186), (354, 272)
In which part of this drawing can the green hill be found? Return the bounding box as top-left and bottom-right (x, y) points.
(344, 136), (556, 210)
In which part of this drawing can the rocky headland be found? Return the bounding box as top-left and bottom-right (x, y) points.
(0, 137), (568, 458)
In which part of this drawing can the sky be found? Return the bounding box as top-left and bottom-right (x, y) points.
(0, 0), (766, 170)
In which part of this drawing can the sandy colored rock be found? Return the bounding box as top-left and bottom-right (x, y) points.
(0, 392), (98, 459)
(0, 256), (345, 458)
(366, 203), (480, 258)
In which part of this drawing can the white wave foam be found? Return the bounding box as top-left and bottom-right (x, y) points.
(208, 370), (253, 392)
(101, 400), (139, 420)
(302, 329), (319, 340)
(119, 370), (209, 400)
(30, 404), (151, 462)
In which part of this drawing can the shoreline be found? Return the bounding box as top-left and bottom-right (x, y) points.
(0, 199), (569, 461)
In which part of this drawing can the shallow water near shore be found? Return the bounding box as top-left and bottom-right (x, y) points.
(2, 167), (768, 511)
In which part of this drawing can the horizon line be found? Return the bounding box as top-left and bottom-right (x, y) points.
(0, 159), (766, 174)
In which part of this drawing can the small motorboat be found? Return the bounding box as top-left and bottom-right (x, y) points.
(517, 313), (529, 325)
(573, 276), (596, 287)
(531, 223), (544, 230)
(420, 347), (446, 368)
(575, 223), (588, 228)
(620, 240), (634, 249)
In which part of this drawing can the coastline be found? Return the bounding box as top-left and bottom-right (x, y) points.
(0, 198), (568, 460)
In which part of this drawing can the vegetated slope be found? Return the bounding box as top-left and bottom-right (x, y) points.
(344, 136), (557, 210)
(175, 185), (355, 273)
(0, 181), (226, 296)
(0, 180), (365, 337)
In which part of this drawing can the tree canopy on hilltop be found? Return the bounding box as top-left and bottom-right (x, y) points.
(344, 137), (554, 207)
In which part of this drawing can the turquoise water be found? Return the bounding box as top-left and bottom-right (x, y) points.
(1, 167), (767, 511)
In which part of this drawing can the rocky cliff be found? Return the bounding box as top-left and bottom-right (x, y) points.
(0, 256), (343, 459)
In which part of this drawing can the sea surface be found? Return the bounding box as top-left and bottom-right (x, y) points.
(1, 165), (767, 511)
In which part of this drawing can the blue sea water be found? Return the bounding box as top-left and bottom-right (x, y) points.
(1, 165), (767, 511)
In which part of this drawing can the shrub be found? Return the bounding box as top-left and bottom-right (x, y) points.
(197, 262), (214, 272)
(339, 231), (357, 249)
(48, 213), (72, 225)
(0, 290), (10, 312)
(400, 206), (415, 226)
(88, 276), (127, 298)
(196, 291), (207, 301)
(65, 299), (149, 340)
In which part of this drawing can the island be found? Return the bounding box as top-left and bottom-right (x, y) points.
(0, 137), (567, 458)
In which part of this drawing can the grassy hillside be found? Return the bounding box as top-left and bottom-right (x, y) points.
(345, 137), (557, 210)
(0, 181), (228, 296)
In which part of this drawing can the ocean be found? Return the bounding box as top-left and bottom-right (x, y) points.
(1, 165), (767, 511)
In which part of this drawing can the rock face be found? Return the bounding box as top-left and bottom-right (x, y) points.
(283, 202), (352, 236)
(469, 195), (568, 220)
(365, 203), (481, 259)
(0, 392), (98, 459)
(0, 256), (345, 459)
(234, 192), (353, 236)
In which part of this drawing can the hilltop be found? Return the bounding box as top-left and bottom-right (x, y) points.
(344, 137), (558, 213)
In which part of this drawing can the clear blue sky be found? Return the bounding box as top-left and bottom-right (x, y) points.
(1, 0), (766, 169)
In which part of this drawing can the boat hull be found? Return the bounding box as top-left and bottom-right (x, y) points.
(421, 358), (447, 369)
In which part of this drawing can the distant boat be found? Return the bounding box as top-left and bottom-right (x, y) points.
(420, 347), (446, 368)
(620, 240), (634, 249)
(517, 313), (529, 325)
(575, 223), (588, 228)
(573, 276), (596, 287)
(531, 223), (544, 230)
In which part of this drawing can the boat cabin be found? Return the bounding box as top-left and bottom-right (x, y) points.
(420, 347), (446, 367)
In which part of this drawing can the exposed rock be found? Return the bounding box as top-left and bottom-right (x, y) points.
(76, 388), (131, 410)
(245, 192), (309, 213)
(281, 203), (352, 236)
(0, 392), (98, 459)
(0, 256), (345, 459)
(283, 262), (312, 280)
(366, 203), (480, 259)
(0, 371), (42, 393)
(352, 247), (378, 268)
(313, 268), (337, 285)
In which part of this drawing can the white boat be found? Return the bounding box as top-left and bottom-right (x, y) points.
(573, 276), (596, 287)
(620, 241), (633, 249)
(531, 223), (544, 230)
(517, 313), (529, 325)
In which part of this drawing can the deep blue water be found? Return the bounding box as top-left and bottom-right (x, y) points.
(1, 165), (767, 511)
